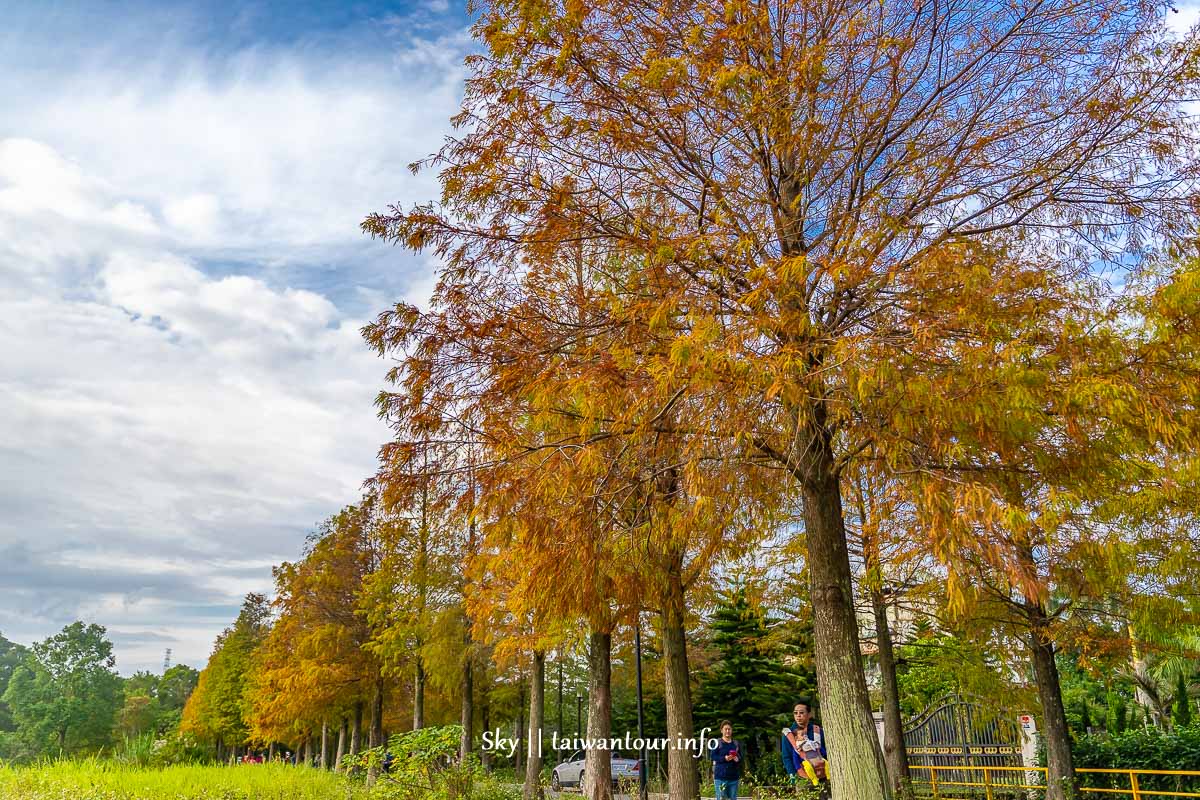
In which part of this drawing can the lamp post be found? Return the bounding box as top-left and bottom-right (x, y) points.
(576, 692), (583, 739)
(558, 655), (564, 763)
(635, 611), (648, 800)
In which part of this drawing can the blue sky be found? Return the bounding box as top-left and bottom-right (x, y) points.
(0, 0), (472, 673)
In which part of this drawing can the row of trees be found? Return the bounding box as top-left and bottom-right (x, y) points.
(349, 0), (1200, 794)
(180, 541), (827, 776)
(177, 476), (1200, 785)
(0, 626), (198, 761)
(179, 501), (429, 765)
(198, 1), (1200, 800)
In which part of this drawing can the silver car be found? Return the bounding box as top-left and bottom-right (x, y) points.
(551, 751), (641, 791)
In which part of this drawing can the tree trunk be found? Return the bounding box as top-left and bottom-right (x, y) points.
(415, 472), (430, 732)
(268, 742), (276, 761)
(351, 701), (363, 755)
(800, 456), (892, 800)
(414, 655), (426, 730)
(481, 667), (493, 772)
(371, 675), (385, 749)
(336, 718), (347, 771)
(516, 675), (527, 774)
(524, 651), (546, 800)
(872, 587), (912, 799)
(303, 737), (312, 766)
(661, 569), (699, 800)
(461, 467), (479, 762)
(584, 630), (614, 800)
(1128, 627), (1160, 727)
(461, 641), (475, 761)
(321, 721), (330, 769)
(1027, 605), (1077, 800)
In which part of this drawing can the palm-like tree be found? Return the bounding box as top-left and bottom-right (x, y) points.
(1124, 629), (1200, 728)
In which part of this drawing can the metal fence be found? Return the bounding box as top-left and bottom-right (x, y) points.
(904, 700), (1025, 792)
(911, 764), (1200, 799)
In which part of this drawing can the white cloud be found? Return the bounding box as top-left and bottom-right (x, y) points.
(0, 258), (385, 546)
(1167, 3), (1200, 37)
(0, 184), (390, 671)
(163, 194), (221, 240)
(3, 50), (457, 257)
(100, 254), (341, 345)
(0, 28), (467, 673)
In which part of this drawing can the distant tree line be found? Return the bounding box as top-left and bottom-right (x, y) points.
(0, 626), (197, 761)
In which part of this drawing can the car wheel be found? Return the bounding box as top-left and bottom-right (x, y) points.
(579, 771), (585, 790)
(551, 773), (562, 792)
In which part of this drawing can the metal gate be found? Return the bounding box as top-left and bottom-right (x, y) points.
(904, 699), (1025, 795)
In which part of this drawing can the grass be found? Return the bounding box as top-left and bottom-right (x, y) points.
(0, 759), (370, 799)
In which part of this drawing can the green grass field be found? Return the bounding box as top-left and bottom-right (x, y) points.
(0, 760), (370, 799)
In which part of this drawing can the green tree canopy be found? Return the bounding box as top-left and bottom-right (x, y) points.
(1, 622), (122, 758)
(0, 632), (29, 736)
(158, 664), (200, 713)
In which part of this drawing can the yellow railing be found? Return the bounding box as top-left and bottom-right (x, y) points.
(910, 764), (1200, 799)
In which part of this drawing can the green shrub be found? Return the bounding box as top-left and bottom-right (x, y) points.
(145, 731), (209, 767)
(1073, 724), (1200, 795)
(344, 724), (475, 800)
(469, 775), (522, 800)
(746, 748), (791, 785)
(113, 733), (157, 767)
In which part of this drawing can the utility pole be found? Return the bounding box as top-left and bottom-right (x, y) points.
(635, 613), (647, 800)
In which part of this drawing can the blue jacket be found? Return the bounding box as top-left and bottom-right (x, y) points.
(709, 739), (742, 781)
(781, 722), (827, 775)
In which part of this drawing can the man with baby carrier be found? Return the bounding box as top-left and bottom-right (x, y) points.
(781, 700), (831, 798)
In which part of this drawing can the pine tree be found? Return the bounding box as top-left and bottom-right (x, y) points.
(694, 588), (815, 770)
(1174, 673), (1192, 729)
(1106, 693), (1127, 736)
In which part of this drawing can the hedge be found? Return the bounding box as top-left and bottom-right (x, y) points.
(1072, 724), (1200, 795)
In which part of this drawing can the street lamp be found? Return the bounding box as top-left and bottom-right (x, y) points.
(576, 692), (583, 739)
